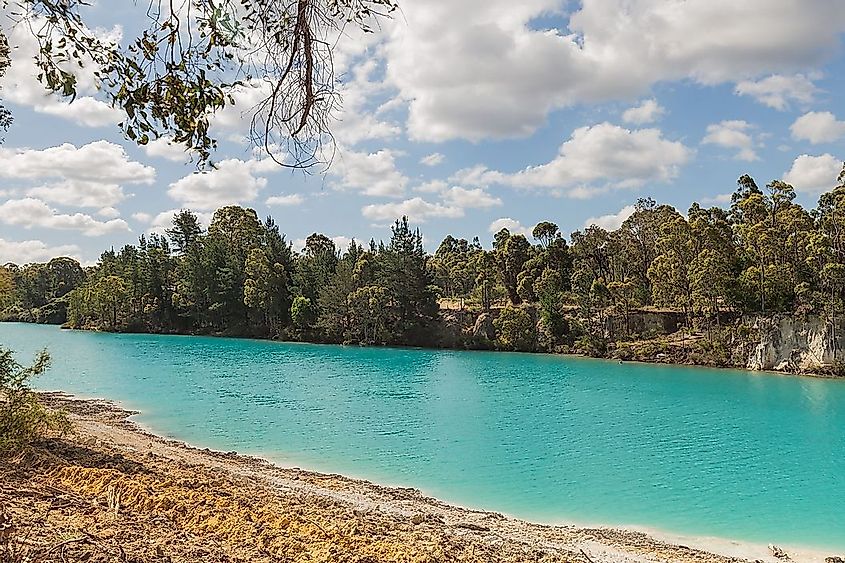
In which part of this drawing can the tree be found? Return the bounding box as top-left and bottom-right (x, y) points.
(380, 217), (438, 343)
(534, 268), (568, 345)
(493, 229), (532, 305)
(648, 215), (694, 324)
(6, 0), (398, 165)
(244, 248), (272, 321)
(431, 235), (481, 308)
(690, 249), (731, 337)
(94, 276), (129, 328)
(532, 222), (560, 248)
(0, 348), (70, 455)
(45, 257), (85, 298)
(291, 296), (316, 329)
(472, 251), (498, 313)
(607, 279), (640, 338)
(317, 249), (357, 342)
(617, 198), (681, 302)
(167, 210), (204, 255)
(0, 32), (12, 141)
(0, 267), (15, 310)
(295, 233), (338, 303)
(494, 306), (536, 352)
(348, 286), (391, 344)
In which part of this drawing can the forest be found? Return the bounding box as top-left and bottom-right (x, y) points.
(3, 168), (845, 363)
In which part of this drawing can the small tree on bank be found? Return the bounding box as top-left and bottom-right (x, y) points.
(0, 348), (70, 456)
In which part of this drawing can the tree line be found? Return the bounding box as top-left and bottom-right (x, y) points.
(3, 167), (845, 356)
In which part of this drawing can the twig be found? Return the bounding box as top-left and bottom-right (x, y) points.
(44, 536), (87, 555)
(580, 548), (597, 563)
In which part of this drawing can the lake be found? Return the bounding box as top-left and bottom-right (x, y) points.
(2, 322), (844, 550)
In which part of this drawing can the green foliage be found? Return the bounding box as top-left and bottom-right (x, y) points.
(494, 229), (533, 305)
(494, 306), (536, 352)
(0, 348), (70, 456)
(9, 163), (845, 364)
(7, 0), (399, 165)
(1, 258), (86, 325)
(348, 285), (391, 344)
(291, 296), (316, 329)
(0, 31), (11, 140)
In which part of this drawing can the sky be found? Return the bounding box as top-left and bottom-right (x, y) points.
(2, 0), (845, 265)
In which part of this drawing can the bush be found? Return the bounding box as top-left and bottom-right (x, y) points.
(0, 348), (70, 456)
(494, 306), (536, 352)
(574, 334), (608, 357)
(291, 296), (317, 329)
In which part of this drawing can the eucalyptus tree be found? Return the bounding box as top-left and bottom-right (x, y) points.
(0, 31), (11, 139)
(294, 233), (338, 303)
(493, 229), (532, 305)
(3, 0), (398, 164)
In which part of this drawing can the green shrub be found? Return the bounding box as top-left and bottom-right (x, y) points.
(0, 348), (70, 456)
(494, 306), (536, 352)
(574, 334), (607, 357)
(291, 296), (317, 330)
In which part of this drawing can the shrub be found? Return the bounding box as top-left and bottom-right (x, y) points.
(290, 296), (316, 329)
(0, 348), (70, 456)
(494, 306), (536, 352)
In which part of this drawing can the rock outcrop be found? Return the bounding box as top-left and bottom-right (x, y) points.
(745, 315), (845, 373)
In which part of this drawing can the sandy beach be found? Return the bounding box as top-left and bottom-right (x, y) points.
(0, 392), (839, 563)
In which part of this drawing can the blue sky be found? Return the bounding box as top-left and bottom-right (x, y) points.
(2, 0), (845, 264)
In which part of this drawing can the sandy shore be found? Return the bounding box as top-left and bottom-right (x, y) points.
(0, 392), (839, 563)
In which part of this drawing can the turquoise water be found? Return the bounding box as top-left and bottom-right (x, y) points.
(2, 323), (844, 550)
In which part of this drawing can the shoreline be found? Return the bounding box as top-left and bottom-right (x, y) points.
(9, 320), (844, 382)
(19, 391), (841, 563)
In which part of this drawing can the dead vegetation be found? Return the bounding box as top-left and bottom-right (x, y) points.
(0, 439), (574, 562)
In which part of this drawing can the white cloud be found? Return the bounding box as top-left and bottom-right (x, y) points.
(266, 194), (305, 207)
(97, 207), (121, 219)
(584, 205), (636, 230)
(209, 81), (272, 141)
(168, 158), (277, 210)
(143, 137), (189, 162)
(488, 217), (533, 237)
(333, 59), (402, 146)
(0, 198), (130, 236)
(702, 120), (759, 161)
(383, 0), (845, 142)
(292, 235), (354, 253)
(0, 141), (154, 209)
(735, 73), (819, 110)
(36, 97), (122, 127)
(783, 154), (842, 193)
(420, 153), (446, 166)
(441, 186), (502, 208)
(487, 123), (690, 197)
(132, 212), (153, 223)
(414, 180), (449, 193)
(790, 111), (845, 144)
(146, 209), (213, 235)
(0, 238), (81, 265)
(211, 56), (400, 149)
(330, 148), (408, 197)
(699, 193), (733, 205)
(1, 18), (122, 127)
(26, 180), (126, 208)
(0, 141), (154, 184)
(622, 99), (666, 124)
(362, 197), (462, 223)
